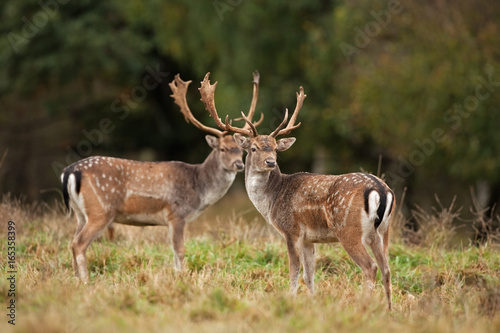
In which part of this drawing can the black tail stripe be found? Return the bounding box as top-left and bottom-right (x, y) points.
(62, 171), (70, 212)
(375, 190), (387, 229)
(75, 170), (82, 194)
(61, 168), (82, 213)
(363, 188), (371, 216)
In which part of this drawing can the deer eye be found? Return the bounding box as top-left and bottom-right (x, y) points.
(251, 147), (256, 152)
(220, 148), (226, 152)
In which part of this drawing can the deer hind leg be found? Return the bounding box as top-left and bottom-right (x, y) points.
(71, 204), (87, 278)
(370, 230), (392, 310)
(71, 213), (114, 283)
(341, 238), (378, 294)
(286, 235), (301, 295)
(301, 242), (316, 294)
(170, 218), (186, 272)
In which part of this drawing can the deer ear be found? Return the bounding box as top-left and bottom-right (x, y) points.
(276, 137), (296, 151)
(233, 133), (250, 149)
(205, 135), (219, 149)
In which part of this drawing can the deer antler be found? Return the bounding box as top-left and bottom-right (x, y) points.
(270, 86), (306, 138)
(232, 70), (265, 137)
(199, 72), (257, 137)
(243, 71), (265, 129)
(169, 74), (225, 137)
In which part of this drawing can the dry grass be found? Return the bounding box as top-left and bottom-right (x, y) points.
(0, 192), (499, 333)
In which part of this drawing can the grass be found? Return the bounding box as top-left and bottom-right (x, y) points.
(0, 192), (499, 333)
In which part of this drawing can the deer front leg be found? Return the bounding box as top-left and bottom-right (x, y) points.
(286, 235), (301, 295)
(170, 218), (186, 271)
(107, 223), (115, 241)
(301, 242), (316, 294)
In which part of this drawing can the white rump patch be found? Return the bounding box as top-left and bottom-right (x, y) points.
(68, 174), (79, 202)
(361, 190), (381, 245)
(368, 190), (380, 217)
(67, 173), (87, 219)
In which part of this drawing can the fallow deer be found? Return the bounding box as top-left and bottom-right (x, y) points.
(61, 72), (261, 282)
(200, 75), (395, 309)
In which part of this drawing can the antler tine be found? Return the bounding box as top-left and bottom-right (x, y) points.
(270, 86), (307, 137)
(169, 74), (224, 137)
(253, 112), (264, 127)
(224, 112), (256, 137)
(239, 111), (258, 137)
(244, 70), (260, 124)
(230, 70), (263, 135)
(269, 109), (289, 137)
(234, 111), (264, 129)
(199, 72), (258, 137)
(198, 72), (231, 134)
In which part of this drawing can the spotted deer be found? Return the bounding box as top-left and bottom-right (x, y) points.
(201, 76), (395, 309)
(61, 72), (262, 282)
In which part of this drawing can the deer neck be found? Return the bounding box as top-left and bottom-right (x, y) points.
(244, 164), (283, 221)
(196, 150), (237, 207)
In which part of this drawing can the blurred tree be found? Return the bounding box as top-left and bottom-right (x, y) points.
(329, 0), (500, 210)
(0, 0), (157, 200)
(0, 0), (499, 218)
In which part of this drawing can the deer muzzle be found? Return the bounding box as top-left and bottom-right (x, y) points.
(265, 157), (276, 168)
(234, 160), (244, 171)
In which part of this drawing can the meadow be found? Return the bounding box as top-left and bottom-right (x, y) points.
(0, 191), (499, 333)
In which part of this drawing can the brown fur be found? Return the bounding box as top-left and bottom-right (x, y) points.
(235, 134), (395, 309)
(62, 135), (243, 282)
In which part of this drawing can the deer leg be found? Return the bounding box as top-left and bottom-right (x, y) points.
(301, 242), (315, 294)
(71, 206), (87, 278)
(341, 239), (378, 294)
(107, 223), (115, 241)
(286, 235), (301, 295)
(170, 218), (186, 271)
(370, 232), (392, 310)
(71, 214), (113, 283)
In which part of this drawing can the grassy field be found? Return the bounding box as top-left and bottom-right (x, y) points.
(0, 192), (499, 333)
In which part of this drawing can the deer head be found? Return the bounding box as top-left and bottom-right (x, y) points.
(230, 86), (307, 173)
(169, 73), (265, 172)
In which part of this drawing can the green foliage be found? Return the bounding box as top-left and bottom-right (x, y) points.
(1, 0), (500, 211)
(330, 0), (500, 186)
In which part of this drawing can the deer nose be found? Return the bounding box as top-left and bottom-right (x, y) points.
(234, 160), (244, 171)
(265, 157), (276, 168)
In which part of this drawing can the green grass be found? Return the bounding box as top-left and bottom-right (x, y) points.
(0, 194), (499, 333)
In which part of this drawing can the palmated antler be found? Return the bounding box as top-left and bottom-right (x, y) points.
(169, 74), (225, 137)
(199, 72), (258, 137)
(270, 86), (306, 138)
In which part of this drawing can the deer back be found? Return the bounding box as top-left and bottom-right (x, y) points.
(62, 155), (223, 225)
(265, 171), (394, 243)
